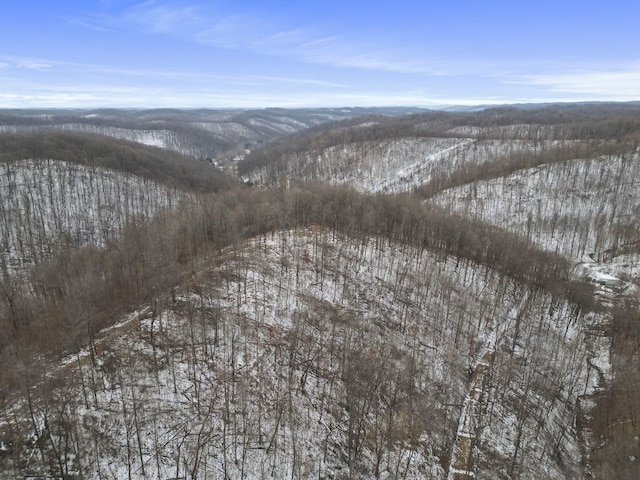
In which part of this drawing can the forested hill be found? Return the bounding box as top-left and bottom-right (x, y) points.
(0, 132), (235, 275)
(238, 104), (640, 266)
(0, 184), (605, 479)
(0, 132), (235, 193)
(238, 103), (640, 180)
(1, 103), (639, 479)
(236, 103), (640, 478)
(0, 107), (422, 159)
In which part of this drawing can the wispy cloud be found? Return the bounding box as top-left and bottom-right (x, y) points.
(0, 51), (351, 92)
(247, 75), (348, 89)
(16, 60), (52, 70)
(0, 57), (354, 109)
(65, 14), (115, 32)
(195, 15), (257, 49)
(509, 66), (640, 99)
(122, 1), (205, 34)
(89, 2), (475, 77)
(302, 49), (456, 75)
(0, 56), (56, 71)
(0, 56), (53, 70)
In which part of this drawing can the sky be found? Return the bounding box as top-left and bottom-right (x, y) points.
(0, 0), (639, 109)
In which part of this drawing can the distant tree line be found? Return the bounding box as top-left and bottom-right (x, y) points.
(417, 138), (638, 198)
(0, 107), (404, 161)
(238, 103), (640, 177)
(0, 132), (236, 193)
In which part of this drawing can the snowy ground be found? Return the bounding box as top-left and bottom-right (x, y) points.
(0, 227), (609, 479)
(243, 136), (575, 195)
(0, 124), (195, 155)
(0, 159), (188, 274)
(431, 152), (640, 293)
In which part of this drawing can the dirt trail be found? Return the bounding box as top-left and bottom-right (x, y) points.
(447, 293), (530, 480)
(447, 342), (495, 480)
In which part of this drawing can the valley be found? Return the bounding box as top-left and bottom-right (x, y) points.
(0, 104), (639, 479)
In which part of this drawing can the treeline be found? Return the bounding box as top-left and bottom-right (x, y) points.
(417, 138), (638, 198)
(588, 301), (640, 479)
(237, 115), (393, 176)
(0, 109), (240, 130)
(0, 183), (598, 389)
(0, 107), (413, 161)
(237, 112), (463, 176)
(0, 106), (406, 128)
(0, 132), (235, 193)
(238, 103), (640, 177)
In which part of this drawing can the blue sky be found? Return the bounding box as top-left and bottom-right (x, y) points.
(1, 0), (638, 108)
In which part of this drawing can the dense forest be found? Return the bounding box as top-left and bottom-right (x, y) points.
(0, 184), (599, 364)
(0, 132), (234, 193)
(0, 104), (639, 479)
(238, 103), (640, 177)
(0, 107), (420, 160)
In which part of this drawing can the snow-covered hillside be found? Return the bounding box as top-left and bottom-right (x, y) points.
(2, 105), (638, 479)
(242, 137), (573, 194)
(0, 124), (206, 157)
(0, 108), (414, 160)
(0, 159), (187, 273)
(0, 227), (609, 479)
(241, 115), (640, 302)
(55, 124), (194, 155)
(0, 123), (192, 155)
(431, 150), (640, 285)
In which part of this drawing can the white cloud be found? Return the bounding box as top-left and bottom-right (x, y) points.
(0, 56), (56, 70)
(194, 15), (258, 49)
(123, 1), (204, 34)
(247, 75), (348, 89)
(17, 60), (52, 69)
(509, 68), (640, 100)
(304, 50), (447, 75)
